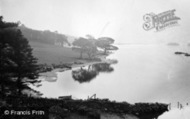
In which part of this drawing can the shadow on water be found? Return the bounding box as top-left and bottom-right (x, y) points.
(72, 62), (116, 83)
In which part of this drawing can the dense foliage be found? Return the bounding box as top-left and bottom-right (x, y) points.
(1, 95), (168, 119)
(72, 36), (118, 59)
(72, 63), (114, 83)
(0, 16), (40, 97)
(19, 24), (68, 45)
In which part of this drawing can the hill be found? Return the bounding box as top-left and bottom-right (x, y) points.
(19, 24), (74, 46)
(18, 25), (82, 65)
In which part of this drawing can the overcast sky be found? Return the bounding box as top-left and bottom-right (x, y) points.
(1, 0), (190, 44)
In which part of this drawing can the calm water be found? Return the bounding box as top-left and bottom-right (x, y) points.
(33, 44), (190, 104)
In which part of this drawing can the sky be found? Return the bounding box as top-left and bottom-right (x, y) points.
(1, 0), (190, 44)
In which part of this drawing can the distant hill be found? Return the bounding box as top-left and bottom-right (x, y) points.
(167, 42), (180, 46)
(18, 24), (76, 46)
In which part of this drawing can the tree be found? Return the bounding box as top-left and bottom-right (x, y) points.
(0, 17), (19, 97)
(72, 37), (87, 58)
(85, 35), (97, 59)
(96, 37), (118, 54)
(0, 16), (40, 96)
(85, 45), (97, 59)
(72, 37), (97, 59)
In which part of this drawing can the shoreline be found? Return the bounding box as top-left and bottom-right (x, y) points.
(24, 53), (169, 119)
(4, 50), (170, 119)
(38, 54), (115, 79)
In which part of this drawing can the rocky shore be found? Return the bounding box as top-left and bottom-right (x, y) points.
(175, 51), (190, 57)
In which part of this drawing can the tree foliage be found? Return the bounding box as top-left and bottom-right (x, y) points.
(96, 37), (118, 54)
(19, 24), (68, 45)
(72, 37), (97, 59)
(0, 16), (40, 97)
(72, 63), (114, 83)
(72, 36), (118, 59)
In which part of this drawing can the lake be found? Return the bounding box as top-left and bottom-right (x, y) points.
(33, 44), (190, 105)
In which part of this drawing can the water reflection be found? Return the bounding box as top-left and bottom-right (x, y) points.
(72, 62), (115, 83)
(32, 45), (190, 104)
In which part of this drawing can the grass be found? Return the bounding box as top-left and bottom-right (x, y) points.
(29, 41), (89, 65)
